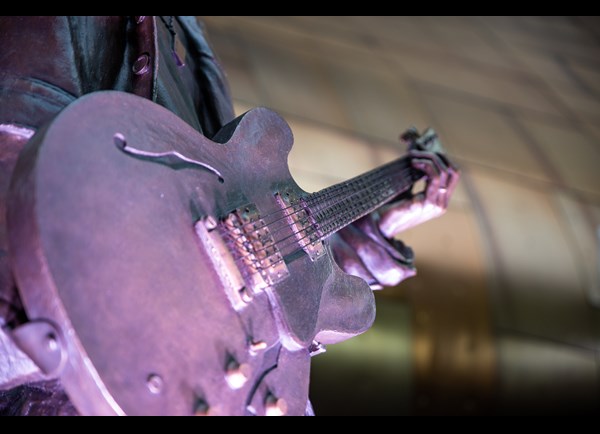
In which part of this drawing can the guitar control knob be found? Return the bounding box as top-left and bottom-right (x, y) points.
(225, 358), (250, 389)
(265, 393), (287, 416)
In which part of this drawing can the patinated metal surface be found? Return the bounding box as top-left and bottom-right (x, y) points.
(7, 91), (375, 415)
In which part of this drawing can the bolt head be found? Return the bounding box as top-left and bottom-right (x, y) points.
(193, 398), (209, 416)
(204, 215), (218, 230)
(146, 374), (163, 394)
(249, 340), (267, 354)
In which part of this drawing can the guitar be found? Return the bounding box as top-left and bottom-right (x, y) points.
(7, 91), (442, 415)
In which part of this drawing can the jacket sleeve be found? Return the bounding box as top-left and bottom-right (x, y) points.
(176, 16), (236, 138)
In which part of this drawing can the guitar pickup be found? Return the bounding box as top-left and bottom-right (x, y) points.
(275, 191), (325, 262)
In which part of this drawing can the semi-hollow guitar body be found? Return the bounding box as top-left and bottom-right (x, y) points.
(7, 91), (422, 415)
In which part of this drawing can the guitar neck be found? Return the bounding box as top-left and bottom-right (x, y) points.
(303, 156), (422, 241)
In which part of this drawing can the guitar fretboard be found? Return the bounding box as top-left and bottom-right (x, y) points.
(304, 157), (421, 241)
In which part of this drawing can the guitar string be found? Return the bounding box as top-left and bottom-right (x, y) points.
(256, 156), (409, 224)
(224, 160), (412, 245)
(221, 165), (414, 257)
(222, 167), (403, 247)
(225, 157), (411, 238)
(220, 166), (417, 273)
(233, 165), (404, 246)
(222, 176), (410, 280)
(222, 166), (416, 265)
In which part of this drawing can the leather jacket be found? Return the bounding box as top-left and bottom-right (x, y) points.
(0, 16), (233, 135)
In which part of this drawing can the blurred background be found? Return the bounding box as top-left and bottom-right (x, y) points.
(202, 16), (600, 415)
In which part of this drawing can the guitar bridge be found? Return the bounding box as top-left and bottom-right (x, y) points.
(220, 204), (290, 293)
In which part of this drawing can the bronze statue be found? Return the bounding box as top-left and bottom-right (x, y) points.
(0, 16), (458, 415)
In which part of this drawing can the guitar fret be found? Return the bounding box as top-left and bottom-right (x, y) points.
(304, 157), (420, 241)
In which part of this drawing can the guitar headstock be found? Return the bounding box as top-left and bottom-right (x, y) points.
(400, 127), (455, 171)
(401, 127), (446, 155)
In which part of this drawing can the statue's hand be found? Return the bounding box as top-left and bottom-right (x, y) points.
(331, 128), (459, 289)
(379, 128), (460, 237)
(331, 215), (416, 289)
